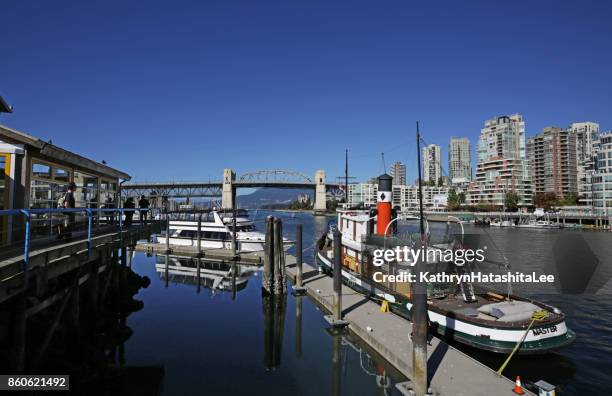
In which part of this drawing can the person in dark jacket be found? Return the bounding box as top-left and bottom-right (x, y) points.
(58, 182), (76, 239)
(124, 197), (135, 227)
(138, 195), (150, 225)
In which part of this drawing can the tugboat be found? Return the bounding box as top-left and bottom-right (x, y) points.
(315, 135), (575, 354)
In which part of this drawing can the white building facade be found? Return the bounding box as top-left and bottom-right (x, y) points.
(347, 183), (449, 211)
(592, 131), (612, 215)
(467, 114), (532, 206)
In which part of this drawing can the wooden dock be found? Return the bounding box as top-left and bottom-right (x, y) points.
(134, 242), (264, 265)
(284, 258), (535, 396)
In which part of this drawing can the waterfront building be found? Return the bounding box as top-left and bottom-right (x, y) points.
(390, 161), (406, 185)
(592, 131), (612, 215)
(0, 124), (130, 245)
(347, 183), (377, 208)
(423, 144), (441, 184)
(527, 127), (577, 199)
(347, 182), (449, 211)
(467, 114), (532, 206)
(570, 122), (600, 205)
(448, 137), (472, 184)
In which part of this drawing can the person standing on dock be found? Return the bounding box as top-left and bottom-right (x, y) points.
(138, 195), (150, 225)
(124, 197), (135, 227)
(57, 182), (76, 239)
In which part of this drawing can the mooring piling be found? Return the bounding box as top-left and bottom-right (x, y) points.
(232, 206), (238, 258)
(165, 213), (171, 254)
(262, 216), (274, 295)
(262, 216), (288, 296)
(197, 213), (202, 255)
(324, 229), (348, 327)
(273, 217), (283, 295)
(292, 224), (305, 295)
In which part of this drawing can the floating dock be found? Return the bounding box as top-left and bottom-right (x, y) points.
(134, 242), (264, 265)
(285, 259), (534, 396)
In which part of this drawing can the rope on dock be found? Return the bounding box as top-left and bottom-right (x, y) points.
(496, 310), (548, 375)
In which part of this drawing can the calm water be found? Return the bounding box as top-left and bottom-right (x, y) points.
(121, 211), (612, 395)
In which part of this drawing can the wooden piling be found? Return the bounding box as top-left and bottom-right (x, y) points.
(412, 239), (429, 396)
(165, 214), (171, 253)
(332, 229), (342, 321)
(232, 206), (238, 257)
(262, 216), (274, 295)
(295, 224), (303, 288)
(273, 217), (285, 295)
(197, 213), (202, 255)
(278, 219), (287, 292)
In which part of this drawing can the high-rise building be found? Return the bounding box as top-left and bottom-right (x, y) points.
(467, 114), (532, 206)
(592, 131), (611, 215)
(570, 122), (600, 205)
(390, 161), (406, 185)
(422, 144), (441, 184)
(448, 137), (472, 184)
(527, 127), (577, 199)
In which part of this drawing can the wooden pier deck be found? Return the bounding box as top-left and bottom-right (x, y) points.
(285, 259), (534, 396)
(0, 223), (161, 305)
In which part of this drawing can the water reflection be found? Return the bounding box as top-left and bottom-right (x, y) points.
(0, 252), (164, 394)
(262, 294), (287, 370)
(154, 254), (258, 296)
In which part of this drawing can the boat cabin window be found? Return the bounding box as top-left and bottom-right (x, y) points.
(228, 225), (255, 232)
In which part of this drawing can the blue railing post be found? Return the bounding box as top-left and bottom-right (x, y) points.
(21, 210), (31, 289)
(86, 208), (93, 257)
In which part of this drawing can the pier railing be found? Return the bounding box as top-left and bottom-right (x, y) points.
(0, 207), (165, 275)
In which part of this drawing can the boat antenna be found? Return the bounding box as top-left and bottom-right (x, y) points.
(416, 122), (425, 238)
(381, 152), (386, 174)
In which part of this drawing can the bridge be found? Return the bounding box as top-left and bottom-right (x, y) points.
(121, 169), (344, 211)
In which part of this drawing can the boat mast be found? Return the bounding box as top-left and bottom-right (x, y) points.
(345, 149), (349, 205)
(416, 122), (425, 236)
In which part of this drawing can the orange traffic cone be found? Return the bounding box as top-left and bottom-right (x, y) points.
(513, 376), (525, 395)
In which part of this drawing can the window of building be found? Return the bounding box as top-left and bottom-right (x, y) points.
(32, 162), (51, 179)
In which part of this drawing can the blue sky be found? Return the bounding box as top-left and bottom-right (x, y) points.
(2, 0), (611, 184)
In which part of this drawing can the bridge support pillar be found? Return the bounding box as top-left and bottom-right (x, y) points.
(314, 169), (327, 214)
(222, 168), (236, 209)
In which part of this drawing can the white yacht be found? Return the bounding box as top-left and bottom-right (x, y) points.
(517, 219), (562, 229)
(155, 209), (292, 252)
